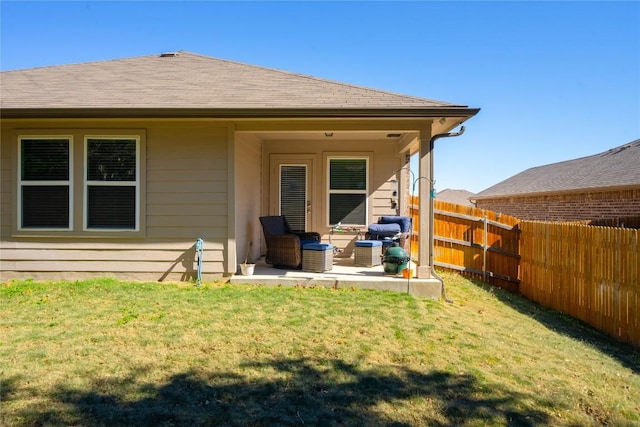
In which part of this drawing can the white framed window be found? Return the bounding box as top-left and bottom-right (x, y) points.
(327, 156), (368, 226)
(18, 137), (73, 230)
(84, 136), (139, 231)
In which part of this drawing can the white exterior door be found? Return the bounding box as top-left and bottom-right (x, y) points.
(270, 156), (314, 233)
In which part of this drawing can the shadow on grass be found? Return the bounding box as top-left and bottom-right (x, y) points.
(472, 279), (640, 374)
(1, 375), (23, 403)
(14, 358), (552, 427)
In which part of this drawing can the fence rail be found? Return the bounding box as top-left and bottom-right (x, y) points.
(409, 197), (639, 347)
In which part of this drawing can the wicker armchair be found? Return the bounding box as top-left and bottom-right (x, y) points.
(259, 216), (321, 269)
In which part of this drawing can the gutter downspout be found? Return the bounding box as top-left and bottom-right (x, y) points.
(429, 126), (466, 303)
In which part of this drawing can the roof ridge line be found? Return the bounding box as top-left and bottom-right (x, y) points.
(522, 138), (640, 172)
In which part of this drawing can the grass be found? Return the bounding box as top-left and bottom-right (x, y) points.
(1, 273), (639, 426)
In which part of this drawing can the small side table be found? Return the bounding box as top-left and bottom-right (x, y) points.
(354, 240), (383, 267)
(302, 243), (334, 272)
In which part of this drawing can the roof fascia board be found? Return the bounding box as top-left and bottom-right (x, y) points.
(0, 107), (480, 120)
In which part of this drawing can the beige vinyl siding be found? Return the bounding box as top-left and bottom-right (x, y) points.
(235, 133), (262, 267)
(0, 246), (228, 284)
(371, 180), (400, 212)
(0, 137), (12, 238)
(146, 123), (228, 243)
(0, 241), (226, 282)
(0, 120), (230, 282)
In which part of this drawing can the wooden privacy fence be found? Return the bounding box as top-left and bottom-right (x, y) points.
(519, 221), (639, 347)
(408, 197), (639, 347)
(409, 198), (521, 291)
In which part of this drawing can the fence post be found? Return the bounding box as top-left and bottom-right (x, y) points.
(483, 214), (488, 282)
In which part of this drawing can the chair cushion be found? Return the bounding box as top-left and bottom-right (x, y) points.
(260, 216), (287, 235)
(302, 243), (333, 251)
(378, 216), (412, 233)
(368, 223), (401, 237)
(355, 240), (383, 247)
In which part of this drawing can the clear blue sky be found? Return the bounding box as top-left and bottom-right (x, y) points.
(2, 1), (638, 193)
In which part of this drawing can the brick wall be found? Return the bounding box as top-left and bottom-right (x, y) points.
(475, 187), (640, 221)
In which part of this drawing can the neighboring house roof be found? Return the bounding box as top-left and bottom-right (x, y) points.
(436, 189), (476, 206)
(473, 139), (640, 200)
(0, 51), (477, 119)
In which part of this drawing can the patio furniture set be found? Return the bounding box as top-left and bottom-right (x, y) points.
(259, 215), (411, 274)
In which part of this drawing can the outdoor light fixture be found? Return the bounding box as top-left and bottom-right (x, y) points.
(390, 178), (398, 209)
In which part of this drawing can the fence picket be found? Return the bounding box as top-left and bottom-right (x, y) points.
(520, 221), (639, 347)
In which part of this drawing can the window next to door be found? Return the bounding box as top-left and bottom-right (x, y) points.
(327, 156), (368, 226)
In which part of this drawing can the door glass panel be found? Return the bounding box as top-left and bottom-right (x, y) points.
(280, 165), (306, 233)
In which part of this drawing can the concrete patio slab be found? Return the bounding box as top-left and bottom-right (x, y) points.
(229, 257), (443, 300)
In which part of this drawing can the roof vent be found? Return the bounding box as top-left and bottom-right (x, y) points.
(160, 52), (180, 58)
(387, 133), (402, 138)
(603, 144), (631, 156)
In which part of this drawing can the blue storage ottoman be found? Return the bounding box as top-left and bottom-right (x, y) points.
(302, 243), (333, 272)
(354, 240), (383, 267)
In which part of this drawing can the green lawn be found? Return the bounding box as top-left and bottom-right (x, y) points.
(1, 273), (638, 426)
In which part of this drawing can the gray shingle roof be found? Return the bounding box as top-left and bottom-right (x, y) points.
(1, 51), (469, 113)
(474, 139), (640, 199)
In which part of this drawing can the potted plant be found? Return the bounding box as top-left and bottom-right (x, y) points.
(239, 241), (255, 276)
